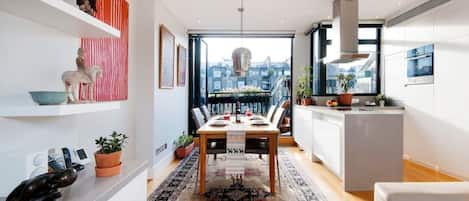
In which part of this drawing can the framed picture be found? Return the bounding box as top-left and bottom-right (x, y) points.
(177, 45), (187, 87)
(159, 24), (175, 89)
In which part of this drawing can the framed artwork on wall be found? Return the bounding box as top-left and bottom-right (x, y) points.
(177, 45), (187, 87)
(159, 24), (175, 89)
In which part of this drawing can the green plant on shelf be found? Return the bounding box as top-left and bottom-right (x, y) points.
(95, 131), (128, 154)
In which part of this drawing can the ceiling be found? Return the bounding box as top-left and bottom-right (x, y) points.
(161, 0), (428, 32)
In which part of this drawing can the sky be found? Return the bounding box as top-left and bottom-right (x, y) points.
(202, 38), (292, 63)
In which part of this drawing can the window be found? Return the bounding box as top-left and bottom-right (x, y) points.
(311, 24), (382, 96)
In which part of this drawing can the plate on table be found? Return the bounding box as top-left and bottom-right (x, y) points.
(210, 120), (227, 127)
(251, 120), (269, 126)
(249, 116), (263, 121)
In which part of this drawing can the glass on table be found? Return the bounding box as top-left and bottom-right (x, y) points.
(245, 108), (253, 117)
(223, 111), (231, 120)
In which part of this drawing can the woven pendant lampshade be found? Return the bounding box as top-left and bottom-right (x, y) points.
(232, 0), (251, 76)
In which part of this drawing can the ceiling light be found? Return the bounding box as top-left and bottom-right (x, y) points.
(232, 0), (251, 77)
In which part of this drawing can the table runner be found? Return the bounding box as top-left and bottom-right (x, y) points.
(226, 130), (246, 180)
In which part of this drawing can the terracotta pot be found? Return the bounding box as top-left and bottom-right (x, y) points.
(95, 151), (122, 168)
(338, 93), (353, 106)
(175, 142), (194, 159)
(301, 97), (313, 105)
(95, 162), (122, 177)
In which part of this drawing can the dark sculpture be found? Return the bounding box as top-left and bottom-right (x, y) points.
(77, 0), (97, 16)
(6, 169), (77, 201)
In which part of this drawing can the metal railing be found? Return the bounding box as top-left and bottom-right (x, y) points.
(207, 91), (271, 115)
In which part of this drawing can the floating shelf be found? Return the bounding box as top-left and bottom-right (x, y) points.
(0, 102), (122, 117)
(0, 0), (120, 38)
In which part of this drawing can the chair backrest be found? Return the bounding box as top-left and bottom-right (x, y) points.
(191, 108), (206, 129)
(200, 105), (211, 121)
(265, 105), (277, 122)
(271, 107), (286, 129)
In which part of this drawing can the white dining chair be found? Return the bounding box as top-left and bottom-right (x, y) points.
(200, 105), (212, 121)
(265, 105), (277, 122)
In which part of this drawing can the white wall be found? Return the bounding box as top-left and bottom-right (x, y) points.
(132, 0), (188, 179)
(383, 0), (469, 179)
(0, 10), (137, 195)
(292, 33), (311, 104)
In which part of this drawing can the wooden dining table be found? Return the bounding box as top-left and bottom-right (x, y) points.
(196, 115), (280, 194)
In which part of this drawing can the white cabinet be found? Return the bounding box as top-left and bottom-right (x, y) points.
(294, 106), (403, 191)
(312, 113), (343, 178)
(293, 106), (314, 160)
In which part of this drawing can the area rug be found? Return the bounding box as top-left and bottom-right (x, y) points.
(148, 149), (326, 201)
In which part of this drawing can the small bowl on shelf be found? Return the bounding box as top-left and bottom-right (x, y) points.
(29, 91), (69, 105)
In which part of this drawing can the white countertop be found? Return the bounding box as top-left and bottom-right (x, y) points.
(295, 105), (405, 117)
(1, 160), (148, 201)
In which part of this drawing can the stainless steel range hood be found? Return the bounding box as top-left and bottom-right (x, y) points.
(322, 0), (369, 64)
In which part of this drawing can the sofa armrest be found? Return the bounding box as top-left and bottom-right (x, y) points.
(374, 182), (469, 201)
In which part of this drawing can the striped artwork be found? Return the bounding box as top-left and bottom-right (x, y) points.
(80, 0), (129, 101)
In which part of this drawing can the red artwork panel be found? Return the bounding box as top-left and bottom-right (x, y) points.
(80, 0), (129, 101)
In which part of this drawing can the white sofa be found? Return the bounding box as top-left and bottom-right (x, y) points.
(374, 182), (469, 201)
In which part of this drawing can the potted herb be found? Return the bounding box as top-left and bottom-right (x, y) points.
(376, 94), (387, 107)
(337, 73), (355, 106)
(175, 132), (194, 159)
(295, 66), (313, 105)
(94, 131), (128, 177)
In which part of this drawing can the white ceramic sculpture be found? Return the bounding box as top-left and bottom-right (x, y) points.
(62, 65), (103, 103)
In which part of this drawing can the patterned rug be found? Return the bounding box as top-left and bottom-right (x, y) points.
(148, 149), (326, 201)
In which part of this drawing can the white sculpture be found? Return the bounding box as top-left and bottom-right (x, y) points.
(62, 65), (103, 103)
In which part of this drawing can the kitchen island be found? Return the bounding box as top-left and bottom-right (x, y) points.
(293, 105), (404, 191)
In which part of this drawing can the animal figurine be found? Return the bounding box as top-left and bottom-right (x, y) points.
(62, 65), (103, 103)
(6, 168), (77, 201)
(77, 0), (96, 16)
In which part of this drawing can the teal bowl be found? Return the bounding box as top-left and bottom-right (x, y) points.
(29, 91), (69, 105)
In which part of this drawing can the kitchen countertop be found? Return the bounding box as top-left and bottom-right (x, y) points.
(295, 105), (405, 117)
(1, 159), (148, 201)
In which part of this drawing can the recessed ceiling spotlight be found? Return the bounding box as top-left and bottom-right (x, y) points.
(397, 1), (402, 6)
(196, 19), (201, 24)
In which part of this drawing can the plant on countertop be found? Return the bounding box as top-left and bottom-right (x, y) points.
(336, 73), (355, 106)
(337, 73), (355, 93)
(375, 94), (387, 107)
(95, 131), (128, 154)
(175, 132), (194, 159)
(94, 131), (128, 177)
(295, 66), (313, 105)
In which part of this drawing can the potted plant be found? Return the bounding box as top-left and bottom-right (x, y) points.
(337, 73), (355, 106)
(376, 94), (387, 107)
(94, 131), (128, 177)
(295, 66), (313, 105)
(175, 132), (194, 159)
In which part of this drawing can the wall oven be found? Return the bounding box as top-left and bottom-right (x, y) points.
(406, 44), (434, 85)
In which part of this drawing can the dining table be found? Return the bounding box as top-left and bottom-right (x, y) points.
(196, 115), (281, 194)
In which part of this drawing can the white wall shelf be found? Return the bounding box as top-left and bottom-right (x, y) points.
(0, 0), (120, 38)
(0, 102), (122, 117)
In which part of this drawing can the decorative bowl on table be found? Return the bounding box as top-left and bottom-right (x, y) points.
(29, 91), (69, 105)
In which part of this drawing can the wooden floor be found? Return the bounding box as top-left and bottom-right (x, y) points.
(148, 146), (460, 201)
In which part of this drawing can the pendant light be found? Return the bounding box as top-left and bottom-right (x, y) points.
(232, 0), (252, 77)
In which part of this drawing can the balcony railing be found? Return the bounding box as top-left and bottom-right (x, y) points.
(207, 91), (271, 115)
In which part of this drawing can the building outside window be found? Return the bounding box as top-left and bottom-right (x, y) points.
(311, 24), (382, 96)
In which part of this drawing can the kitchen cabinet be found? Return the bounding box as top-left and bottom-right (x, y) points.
(312, 113), (342, 178)
(294, 105), (404, 191)
(293, 106), (314, 160)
